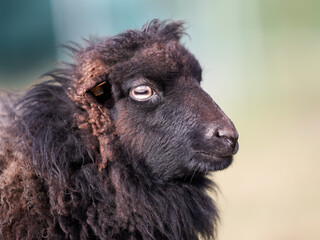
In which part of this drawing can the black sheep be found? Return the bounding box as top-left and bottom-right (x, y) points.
(0, 20), (239, 240)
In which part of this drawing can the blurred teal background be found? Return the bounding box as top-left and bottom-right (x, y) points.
(1, 0), (320, 239)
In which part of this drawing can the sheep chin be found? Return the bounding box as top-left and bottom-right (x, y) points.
(192, 152), (234, 171)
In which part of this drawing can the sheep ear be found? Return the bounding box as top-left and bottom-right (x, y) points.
(90, 81), (107, 97)
(88, 80), (115, 109)
(75, 53), (110, 96)
(76, 77), (108, 96)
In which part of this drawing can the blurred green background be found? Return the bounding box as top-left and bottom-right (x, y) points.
(1, 0), (319, 239)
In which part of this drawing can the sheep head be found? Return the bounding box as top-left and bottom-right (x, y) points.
(70, 20), (238, 181)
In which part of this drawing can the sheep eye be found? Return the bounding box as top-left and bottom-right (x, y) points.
(130, 85), (154, 101)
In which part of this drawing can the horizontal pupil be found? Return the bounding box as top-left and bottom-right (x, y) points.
(134, 90), (150, 95)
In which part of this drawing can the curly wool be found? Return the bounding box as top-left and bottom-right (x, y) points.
(0, 20), (237, 240)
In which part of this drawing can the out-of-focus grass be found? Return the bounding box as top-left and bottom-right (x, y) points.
(210, 29), (320, 240)
(214, 100), (320, 240)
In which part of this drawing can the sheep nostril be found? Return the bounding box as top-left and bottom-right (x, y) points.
(216, 129), (238, 148)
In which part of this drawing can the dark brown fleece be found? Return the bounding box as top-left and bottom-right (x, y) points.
(0, 20), (238, 240)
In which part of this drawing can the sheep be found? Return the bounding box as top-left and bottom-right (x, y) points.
(0, 20), (239, 240)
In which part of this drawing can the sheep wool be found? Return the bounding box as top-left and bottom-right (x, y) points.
(0, 20), (239, 240)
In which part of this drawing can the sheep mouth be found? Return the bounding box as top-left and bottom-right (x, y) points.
(193, 152), (234, 171)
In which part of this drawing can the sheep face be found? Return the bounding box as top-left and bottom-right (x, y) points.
(110, 43), (238, 180)
(78, 21), (238, 181)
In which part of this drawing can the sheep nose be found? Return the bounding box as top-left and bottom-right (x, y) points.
(216, 128), (239, 149)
